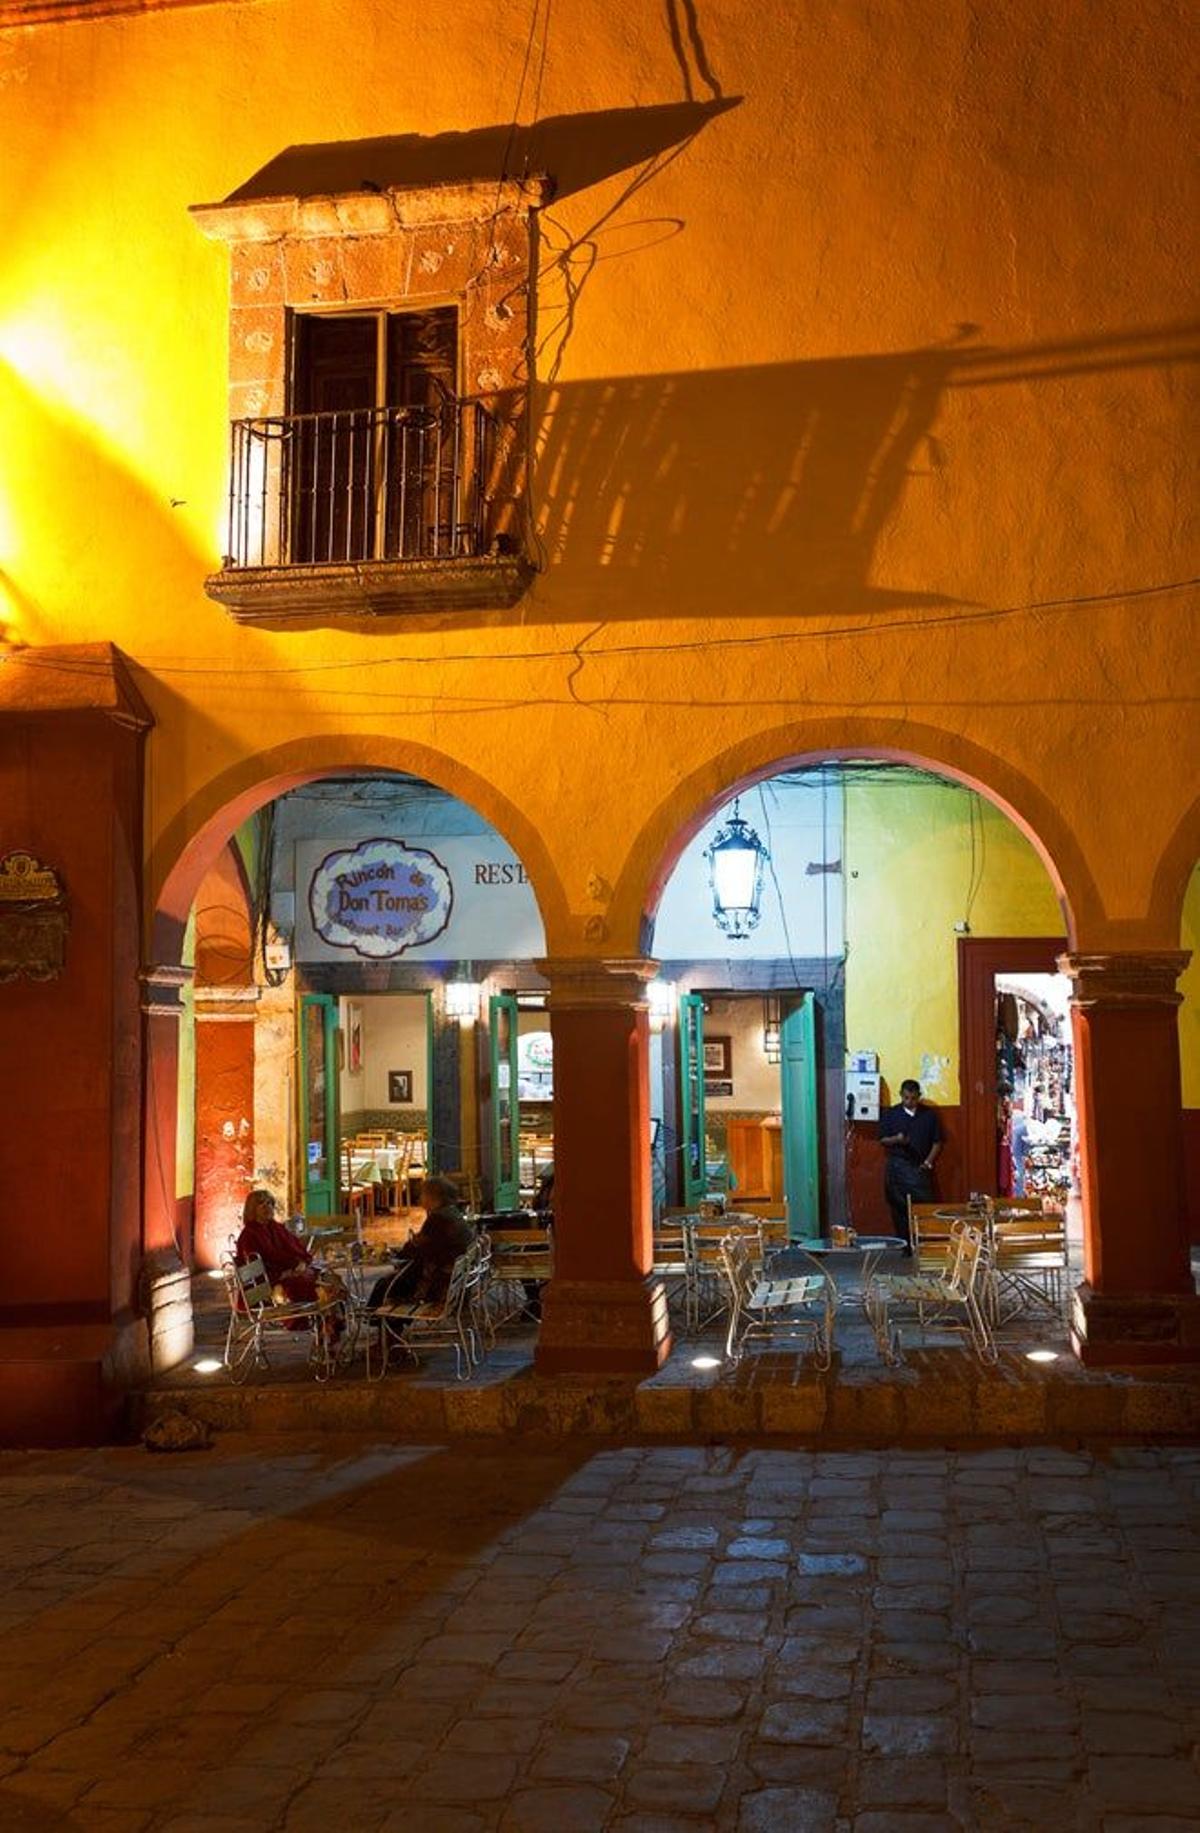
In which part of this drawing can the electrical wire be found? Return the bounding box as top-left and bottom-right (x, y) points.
(3, 574), (1193, 687)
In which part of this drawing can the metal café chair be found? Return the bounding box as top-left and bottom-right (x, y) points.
(866, 1219), (997, 1366)
(364, 1239), (481, 1381)
(221, 1253), (346, 1384)
(685, 1216), (765, 1332)
(719, 1230), (837, 1370)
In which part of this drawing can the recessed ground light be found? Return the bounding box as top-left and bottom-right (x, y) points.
(691, 1355), (721, 1370)
(192, 1358), (223, 1374)
(1025, 1348), (1058, 1363)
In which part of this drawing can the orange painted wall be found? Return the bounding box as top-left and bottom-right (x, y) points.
(0, 0), (1196, 973)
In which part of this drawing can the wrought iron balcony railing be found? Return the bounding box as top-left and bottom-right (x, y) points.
(221, 395), (498, 572)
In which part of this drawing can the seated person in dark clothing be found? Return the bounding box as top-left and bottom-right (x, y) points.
(368, 1174), (477, 1312)
(878, 1079), (942, 1253)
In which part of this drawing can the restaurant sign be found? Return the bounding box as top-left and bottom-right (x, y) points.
(297, 833), (545, 962)
(309, 837), (453, 959)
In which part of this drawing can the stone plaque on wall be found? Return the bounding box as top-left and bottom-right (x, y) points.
(0, 851), (69, 983)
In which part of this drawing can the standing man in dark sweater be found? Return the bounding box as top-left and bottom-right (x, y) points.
(879, 1079), (942, 1252)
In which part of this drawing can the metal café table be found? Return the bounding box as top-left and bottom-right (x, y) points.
(769, 1233), (907, 1313)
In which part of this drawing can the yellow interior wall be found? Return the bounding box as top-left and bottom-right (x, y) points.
(0, 0), (1196, 965)
(845, 780), (1063, 1106)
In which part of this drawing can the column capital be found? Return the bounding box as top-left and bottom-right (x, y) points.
(193, 983), (261, 1022)
(1057, 950), (1191, 1009)
(537, 956), (659, 1011)
(139, 963), (193, 1018)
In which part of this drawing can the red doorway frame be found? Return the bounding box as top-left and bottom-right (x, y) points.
(958, 936), (1068, 1199)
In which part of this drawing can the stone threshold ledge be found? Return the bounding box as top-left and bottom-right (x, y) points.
(138, 1360), (1200, 1445)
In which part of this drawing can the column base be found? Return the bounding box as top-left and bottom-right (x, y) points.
(1072, 1280), (1200, 1365)
(0, 1321), (136, 1447)
(535, 1277), (671, 1377)
(141, 1246), (195, 1374)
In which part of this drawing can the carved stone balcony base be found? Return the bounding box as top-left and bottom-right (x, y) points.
(204, 554), (535, 624)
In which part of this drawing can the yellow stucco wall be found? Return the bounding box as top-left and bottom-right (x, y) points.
(845, 779), (1062, 1106)
(1, 0), (1197, 968)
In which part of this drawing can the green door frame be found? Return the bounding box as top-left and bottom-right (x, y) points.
(780, 992), (820, 1238)
(489, 992), (520, 1211)
(299, 991), (340, 1218)
(679, 991), (707, 1208)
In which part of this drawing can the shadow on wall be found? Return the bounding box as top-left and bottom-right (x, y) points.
(228, 99), (741, 205)
(528, 321), (1200, 623)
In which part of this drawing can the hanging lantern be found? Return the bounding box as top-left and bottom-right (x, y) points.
(647, 978), (677, 1033)
(705, 799), (769, 940)
(444, 979), (481, 1025)
(762, 995), (782, 1063)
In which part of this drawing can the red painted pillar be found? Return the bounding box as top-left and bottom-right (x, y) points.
(193, 987), (258, 1268)
(140, 964), (195, 1371)
(0, 644), (151, 1443)
(535, 958), (671, 1376)
(1062, 950), (1200, 1363)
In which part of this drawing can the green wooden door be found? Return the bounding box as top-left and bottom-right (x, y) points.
(489, 992), (520, 1212)
(299, 992), (339, 1218)
(780, 993), (820, 1238)
(680, 992), (707, 1208)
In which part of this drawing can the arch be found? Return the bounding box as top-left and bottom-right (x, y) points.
(1151, 787), (1200, 947)
(148, 733), (571, 963)
(608, 716), (1093, 950)
(193, 840), (255, 988)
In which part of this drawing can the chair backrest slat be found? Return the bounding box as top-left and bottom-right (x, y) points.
(234, 1254), (274, 1310)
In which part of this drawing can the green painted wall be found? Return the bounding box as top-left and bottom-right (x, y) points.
(844, 779), (1063, 1106)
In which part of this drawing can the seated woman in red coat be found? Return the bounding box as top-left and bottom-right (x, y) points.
(235, 1189), (344, 1332)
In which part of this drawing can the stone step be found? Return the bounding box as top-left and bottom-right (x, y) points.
(135, 1362), (1200, 1444)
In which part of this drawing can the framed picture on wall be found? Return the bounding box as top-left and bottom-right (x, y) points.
(703, 1035), (732, 1076)
(388, 1069), (413, 1104)
(706, 1078), (734, 1098)
(347, 1003), (364, 1074)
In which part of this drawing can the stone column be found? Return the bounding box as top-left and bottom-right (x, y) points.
(535, 957), (671, 1376)
(140, 964), (195, 1373)
(1061, 950), (1200, 1364)
(193, 984), (259, 1268)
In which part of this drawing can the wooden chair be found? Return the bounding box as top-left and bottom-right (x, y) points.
(987, 1201), (1068, 1320)
(487, 1226), (554, 1329)
(442, 1169), (483, 1215)
(651, 1220), (690, 1317)
(757, 1217), (790, 1264)
(685, 1218), (764, 1331)
(909, 1202), (977, 1273)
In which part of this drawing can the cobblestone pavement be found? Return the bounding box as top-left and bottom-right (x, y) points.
(0, 1439), (1197, 1832)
